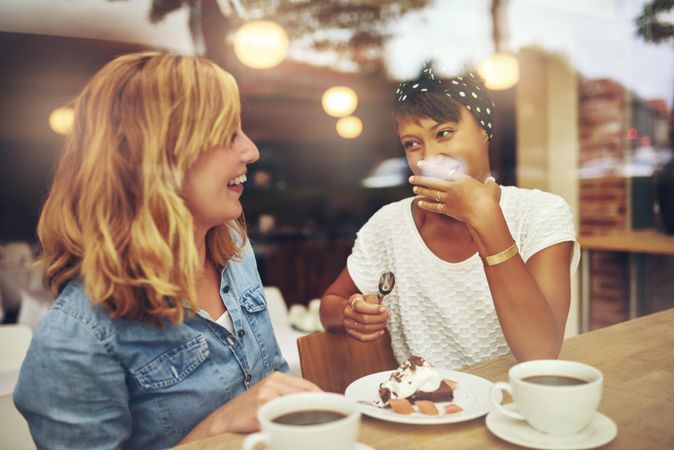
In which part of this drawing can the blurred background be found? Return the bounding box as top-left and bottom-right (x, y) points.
(0, 0), (672, 337)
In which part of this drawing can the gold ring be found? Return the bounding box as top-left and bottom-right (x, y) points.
(435, 191), (442, 202)
(350, 296), (363, 310)
(353, 320), (359, 331)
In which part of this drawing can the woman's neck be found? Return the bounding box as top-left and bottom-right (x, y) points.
(413, 200), (470, 236)
(411, 199), (477, 262)
(195, 229), (208, 272)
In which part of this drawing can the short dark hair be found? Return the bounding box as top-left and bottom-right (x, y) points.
(393, 68), (495, 139)
(394, 89), (463, 125)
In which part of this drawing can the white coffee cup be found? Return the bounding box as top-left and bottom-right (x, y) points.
(490, 359), (603, 436)
(241, 392), (361, 450)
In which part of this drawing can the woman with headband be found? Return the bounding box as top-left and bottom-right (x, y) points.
(320, 67), (579, 369)
(13, 52), (320, 449)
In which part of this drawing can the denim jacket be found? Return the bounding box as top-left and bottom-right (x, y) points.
(13, 241), (289, 450)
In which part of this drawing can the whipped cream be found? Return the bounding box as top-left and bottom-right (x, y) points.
(378, 356), (441, 404)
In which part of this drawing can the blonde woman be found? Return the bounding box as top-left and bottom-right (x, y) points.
(14, 52), (319, 449)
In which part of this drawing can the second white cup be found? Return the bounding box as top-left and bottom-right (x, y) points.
(490, 359), (603, 436)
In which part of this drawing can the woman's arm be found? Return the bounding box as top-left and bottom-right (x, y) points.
(320, 267), (389, 342)
(412, 175), (574, 360)
(178, 372), (320, 443)
(13, 311), (132, 450)
(469, 205), (572, 360)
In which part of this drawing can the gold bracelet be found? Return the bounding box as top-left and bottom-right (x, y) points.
(480, 242), (518, 266)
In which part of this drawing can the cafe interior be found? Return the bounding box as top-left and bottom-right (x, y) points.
(0, 0), (673, 449)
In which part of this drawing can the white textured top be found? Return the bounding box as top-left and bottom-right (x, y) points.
(347, 186), (580, 370)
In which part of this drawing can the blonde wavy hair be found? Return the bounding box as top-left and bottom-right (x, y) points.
(38, 51), (246, 325)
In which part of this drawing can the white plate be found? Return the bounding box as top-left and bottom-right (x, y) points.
(344, 369), (499, 425)
(486, 403), (618, 450)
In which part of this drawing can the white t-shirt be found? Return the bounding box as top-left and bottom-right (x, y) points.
(347, 186), (580, 370)
(215, 310), (235, 334)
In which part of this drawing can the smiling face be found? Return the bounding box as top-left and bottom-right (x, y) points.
(397, 105), (491, 182)
(182, 123), (259, 234)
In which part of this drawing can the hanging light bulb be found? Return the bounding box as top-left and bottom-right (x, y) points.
(49, 107), (74, 135)
(336, 116), (363, 139)
(480, 0), (519, 90)
(233, 20), (288, 69)
(322, 86), (358, 117)
(478, 52), (520, 90)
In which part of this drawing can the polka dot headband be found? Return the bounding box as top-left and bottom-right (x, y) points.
(395, 67), (496, 140)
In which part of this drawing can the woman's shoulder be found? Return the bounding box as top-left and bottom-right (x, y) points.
(366, 196), (415, 225)
(500, 186), (578, 267)
(354, 197), (414, 242)
(501, 185), (568, 203)
(51, 280), (109, 323)
(38, 279), (121, 344)
(501, 185), (572, 215)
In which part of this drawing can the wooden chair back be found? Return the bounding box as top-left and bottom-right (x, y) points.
(297, 330), (398, 393)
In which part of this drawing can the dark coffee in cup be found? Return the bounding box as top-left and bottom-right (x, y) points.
(243, 392), (360, 450)
(272, 410), (347, 426)
(522, 375), (588, 386)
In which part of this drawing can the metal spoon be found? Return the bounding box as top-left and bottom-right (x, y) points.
(377, 271), (395, 304)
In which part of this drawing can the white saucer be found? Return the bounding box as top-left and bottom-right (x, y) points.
(356, 443), (375, 450)
(486, 404), (617, 450)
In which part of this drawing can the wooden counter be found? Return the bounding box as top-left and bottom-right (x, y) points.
(174, 308), (674, 450)
(578, 229), (674, 255)
(578, 229), (674, 332)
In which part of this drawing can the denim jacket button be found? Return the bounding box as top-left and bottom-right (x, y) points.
(222, 285), (230, 294)
(238, 329), (245, 338)
(245, 374), (252, 383)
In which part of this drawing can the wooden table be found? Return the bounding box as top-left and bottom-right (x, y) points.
(175, 308), (674, 450)
(578, 229), (674, 332)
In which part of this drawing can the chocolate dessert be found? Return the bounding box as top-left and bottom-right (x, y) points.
(408, 379), (455, 403)
(377, 356), (455, 406)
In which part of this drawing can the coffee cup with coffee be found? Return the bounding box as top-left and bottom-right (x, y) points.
(242, 392), (361, 450)
(490, 359), (603, 436)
